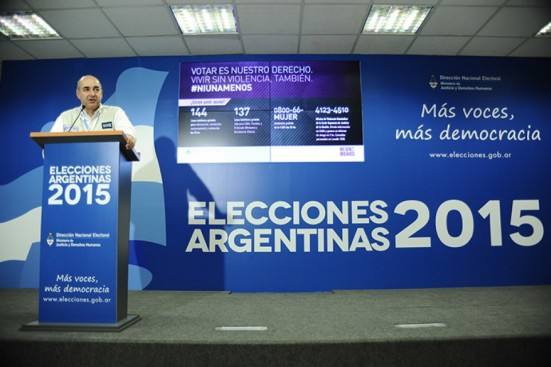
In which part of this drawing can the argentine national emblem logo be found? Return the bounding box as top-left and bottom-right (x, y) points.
(429, 75), (438, 89)
(46, 233), (54, 246)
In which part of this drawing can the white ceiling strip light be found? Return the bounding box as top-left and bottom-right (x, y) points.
(363, 5), (431, 35)
(0, 13), (60, 40)
(171, 5), (238, 35)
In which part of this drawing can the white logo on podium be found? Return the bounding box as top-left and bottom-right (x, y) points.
(47, 233), (54, 246)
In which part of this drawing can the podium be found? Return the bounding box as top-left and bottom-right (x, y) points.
(22, 131), (140, 331)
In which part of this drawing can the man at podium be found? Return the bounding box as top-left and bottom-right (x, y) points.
(26, 75), (141, 331)
(50, 74), (137, 150)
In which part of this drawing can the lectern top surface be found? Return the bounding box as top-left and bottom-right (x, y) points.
(30, 131), (139, 161)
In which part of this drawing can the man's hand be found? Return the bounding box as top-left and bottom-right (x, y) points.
(125, 135), (136, 150)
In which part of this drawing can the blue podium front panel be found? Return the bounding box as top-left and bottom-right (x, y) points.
(39, 141), (120, 324)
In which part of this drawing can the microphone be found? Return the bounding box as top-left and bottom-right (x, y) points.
(67, 105), (85, 132)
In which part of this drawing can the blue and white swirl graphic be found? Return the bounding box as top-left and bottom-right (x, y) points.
(0, 67), (168, 290)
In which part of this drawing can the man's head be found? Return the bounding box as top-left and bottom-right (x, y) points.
(76, 75), (102, 112)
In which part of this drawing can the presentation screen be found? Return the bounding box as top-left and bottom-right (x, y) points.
(177, 61), (363, 163)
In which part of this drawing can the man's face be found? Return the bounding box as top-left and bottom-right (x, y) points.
(76, 76), (102, 111)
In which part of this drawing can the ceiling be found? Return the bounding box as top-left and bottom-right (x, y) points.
(0, 0), (550, 63)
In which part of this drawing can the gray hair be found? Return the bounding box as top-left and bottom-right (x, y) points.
(76, 75), (102, 90)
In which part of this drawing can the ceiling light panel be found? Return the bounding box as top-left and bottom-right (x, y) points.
(363, 5), (431, 35)
(0, 13), (61, 40)
(171, 4), (238, 35)
(536, 21), (551, 37)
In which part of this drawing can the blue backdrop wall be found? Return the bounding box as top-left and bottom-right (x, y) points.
(0, 54), (549, 291)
